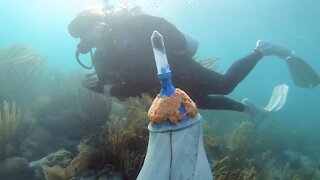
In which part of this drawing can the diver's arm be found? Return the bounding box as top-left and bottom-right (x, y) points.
(108, 83), (143, 98)
(81, 72), (104, 93)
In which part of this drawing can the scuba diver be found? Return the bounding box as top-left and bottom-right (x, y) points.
(68, 4), (320, 114)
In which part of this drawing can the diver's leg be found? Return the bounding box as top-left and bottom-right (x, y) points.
(176, 51), (262, 95)
(209, 50), (263, 95)
(218, 39), (299, 93)
(199, 95), (276, 114)
(198, 95), (245, 112)
(224, 50), (263, 88)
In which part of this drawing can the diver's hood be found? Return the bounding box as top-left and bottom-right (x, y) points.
(182, 33), (199, 57)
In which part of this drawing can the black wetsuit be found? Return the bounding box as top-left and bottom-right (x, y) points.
(91, 14), (263, 112)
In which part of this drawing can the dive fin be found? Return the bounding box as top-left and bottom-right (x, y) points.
(264, 84), (289, 112)
(285, 56), (320, 88)
(243, 84), (289, 114)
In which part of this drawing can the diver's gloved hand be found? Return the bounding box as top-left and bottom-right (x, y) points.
(82, 73), (99, 89)
(103, 84), (126, 101)
(255, 40), (296, 59)
(103, 84), (113, 96)
(242, 99), (269, 115)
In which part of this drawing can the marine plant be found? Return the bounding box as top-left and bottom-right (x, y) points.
(0, 44), (46, 104)
(30, 70), (84, 122)
(231, 121), (256, 150)
(213, 156), (256, 180)
(105, 95), (150, 178)
(65, 88), (112, 134)
(42, 95), (151, 179)
(0, 100), (21, 160)
(194, 56), (220, 71)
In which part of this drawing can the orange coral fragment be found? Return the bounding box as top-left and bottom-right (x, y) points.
(148, 88), (197, 124)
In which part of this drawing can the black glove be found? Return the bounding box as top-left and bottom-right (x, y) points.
(81, 72), (103, 93)
(82, 72), (99, 89)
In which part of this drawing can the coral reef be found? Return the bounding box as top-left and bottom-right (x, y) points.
(1, 43), (319, 179)
(42, 165), (68, 180)
(42, 144), (95, 180)
(41, 95), (151, 180)
(30, 149), (73, 179)
(203, 110), (320, 180)
(0, 156), (30, 179)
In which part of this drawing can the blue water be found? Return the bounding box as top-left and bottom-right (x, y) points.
(4, 0), (318, 118)
(1, 0), (320, 178)
(1, 0), (319, 130)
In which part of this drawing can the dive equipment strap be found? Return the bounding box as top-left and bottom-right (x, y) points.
(76, 49), (94, 69)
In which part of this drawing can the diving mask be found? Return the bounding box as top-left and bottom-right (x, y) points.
(75, 23), (107, 69)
